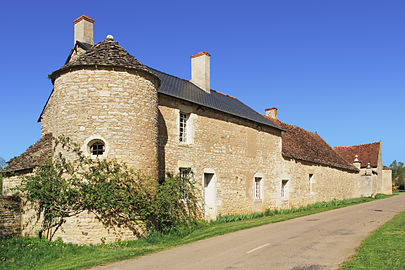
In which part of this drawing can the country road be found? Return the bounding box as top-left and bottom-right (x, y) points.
(93, 194), (405, 270)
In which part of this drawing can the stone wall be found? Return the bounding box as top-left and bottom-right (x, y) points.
(41, 68), (159, 179)
(159, 94), (286, 216)
(281, 158), (360, 208)
(34, 67), (159, 243)
(2, 174), (24, 196)
(0, 196), (21, 239)
(2, 174), (138, 244)
(382, 169), (393, 194)
(359, 174), (374, 197)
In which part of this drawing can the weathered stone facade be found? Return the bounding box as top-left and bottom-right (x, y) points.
(0, 196), (21, 239)
(41, 69), (159, 179)
(382, 169), (393, 194)
(281, 159), (359, 208)
(158, 94), (284, 216)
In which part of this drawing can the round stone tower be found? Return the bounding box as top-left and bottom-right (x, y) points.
(40, 16), (161, 179)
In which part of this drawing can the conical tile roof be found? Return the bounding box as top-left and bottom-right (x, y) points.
(49, 40), (160, 85)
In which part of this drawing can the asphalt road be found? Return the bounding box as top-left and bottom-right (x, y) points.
(93, 194), (405, 270)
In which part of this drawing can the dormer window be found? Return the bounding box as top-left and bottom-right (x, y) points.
(90, 141), (105, 157)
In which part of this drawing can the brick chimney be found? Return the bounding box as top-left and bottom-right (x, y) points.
(73, 15), (95, 45)
(265, 107), (278, 120)
(190, 51), (211, 93)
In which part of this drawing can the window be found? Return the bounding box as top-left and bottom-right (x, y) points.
(254, 177), (262, 200)
(281, 180), (288, 198)
(309, 174), (314, 193)
(90, 141), (105, 157)
(179, 167), (191, 199)
(179, 112), (189, 143)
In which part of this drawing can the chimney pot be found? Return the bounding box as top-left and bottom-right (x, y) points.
(190, 51), (211, 93)
(74, 15), (95, 46)
(353, 155), (361, 169)
(265, 107), (278, 120)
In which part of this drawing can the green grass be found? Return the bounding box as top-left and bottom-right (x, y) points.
(340, 210), (405, 270)
(0, 195), (392, 270)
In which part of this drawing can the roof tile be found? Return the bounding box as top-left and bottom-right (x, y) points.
(49, 40), (159, 85)
(264, 116), (358, 172)
(4, 134), (53, 172)
(334, 142), (380, 168)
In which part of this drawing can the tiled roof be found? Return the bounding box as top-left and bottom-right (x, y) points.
(383, 166), (392, 170)
(4, 134), (53, 172)
(48, 40), (160, 85)
(264, 116), (358, 172)
(151, 68), (281, 129)
(334, 142), (380, 168)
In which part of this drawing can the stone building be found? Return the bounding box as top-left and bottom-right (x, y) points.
(1, 15), (391, 244)
(334, 142), (393, 196)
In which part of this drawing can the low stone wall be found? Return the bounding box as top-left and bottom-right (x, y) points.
(0, 195), (21, 238)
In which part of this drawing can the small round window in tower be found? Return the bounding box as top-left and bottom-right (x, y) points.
(90, 141), (105, 157)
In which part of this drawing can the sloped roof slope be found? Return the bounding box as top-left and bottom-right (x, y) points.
(4, 134), (53, 172)
(151, 68), (280, 129)
(264, 116), (358, 172)
(334, 142), (380, 168)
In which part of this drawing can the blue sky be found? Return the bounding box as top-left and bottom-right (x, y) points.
(1, 0), (404, 166)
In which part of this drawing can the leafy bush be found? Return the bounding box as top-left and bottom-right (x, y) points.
(16, 136), (202, 240)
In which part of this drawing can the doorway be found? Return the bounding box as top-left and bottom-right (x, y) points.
(203, 172), (217, 221)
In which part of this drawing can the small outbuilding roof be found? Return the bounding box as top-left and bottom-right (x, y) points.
(4, 134), (53, 173)
(264, 116), (358, 172)
(334, 142), (380, 168)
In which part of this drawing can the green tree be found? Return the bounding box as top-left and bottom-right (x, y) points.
(390, 160), (405, 189)
(0, 157), (6, 170)
(17, 136), (201, 240)
(0, 157), (6, 194)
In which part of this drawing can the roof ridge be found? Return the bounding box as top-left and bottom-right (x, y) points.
(334, 141), (381, 148)
(262, 114), (358, 172)
(148, 67), (239, 100)
(148, 66), (191, 83)
(262, 115), (314, 133)
(211, 90), (238, 100)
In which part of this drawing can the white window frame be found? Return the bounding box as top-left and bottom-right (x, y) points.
(309, 174), (315, 194)
(179, 112), (189, 144)
(179, 167), (192, 200)
(254, 177), (262, 200)
(281, 179), (289, 199)
(81, 135), (109, 160)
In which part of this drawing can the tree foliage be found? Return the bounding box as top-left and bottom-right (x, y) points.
(390, 160), (405, 189)
(0, 157), (6, 170)
(17, 136), (202, 240)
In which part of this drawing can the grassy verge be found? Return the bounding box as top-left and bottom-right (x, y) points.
(340, 210), (405, 270)
(0, 195), (392, 270)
